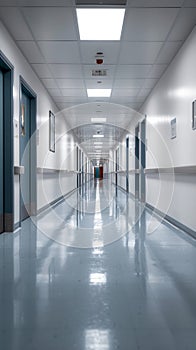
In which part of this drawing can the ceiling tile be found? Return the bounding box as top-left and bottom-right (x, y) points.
(2, 0), (73, 5)
(119, 42), (163, 64)
(56, 102), (82, 110)
(38, 42), (80, 64)
(137, 88), (152, 97)
(47, 88), (62, 97)
(17, 41), (45, 63)
(112, 88), (139, 97)
(184, 0), (196, 7)
(115, 65), (152, 78)
(168, 8), (196, 41)
(143, 78), (158, 89)
(128, 0), (183, 6)
(124, 102), (143, 110)
(85, 79), (113, 89)
(41, 79), (58, 88)
(48, 64), (83, 78)
(83, 65), (116, 79)
(80, 42), (121, 64)
(87, 97), (112, 102)
(22, 7), (77, 40)
(148, 65), (167, 78)
(122, 8), (178, 41)
(56, 79), (85, 89)
(156, 41), (183, 64)
(54, 96), (87, 102)
(32, 64), (53, 78)
(53, 96), (71, 102)
(61, 89), (87, 97)
(0, 7), (33, 40)
(113, 79), (145, 89)
(111, 96), (141, 103)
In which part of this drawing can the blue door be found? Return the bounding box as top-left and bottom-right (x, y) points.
(0, 69), (3, 232)
(20, 90), (31, 221)
(95, 167), (100, 178)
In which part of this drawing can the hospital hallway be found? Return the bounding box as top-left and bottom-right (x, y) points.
(0, 178), (196, 350)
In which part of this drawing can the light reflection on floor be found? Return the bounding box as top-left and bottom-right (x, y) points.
(35, 179), (142, 248)
(0, 179), (196, 349)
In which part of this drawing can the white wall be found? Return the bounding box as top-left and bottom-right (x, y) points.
(0, 21), (77, 223)
(128, 134), (136, 196)
(141, 26), (196, 232)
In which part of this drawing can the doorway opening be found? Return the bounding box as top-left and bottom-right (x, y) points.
(19, 77), (37, 222)
(135, 118), (146, 202)
(135, 125), (139, 199)
(126, 136), (129, 192)
(94, 166), (103, 179)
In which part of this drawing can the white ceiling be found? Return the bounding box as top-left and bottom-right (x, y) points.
(0, 0), (196, 159)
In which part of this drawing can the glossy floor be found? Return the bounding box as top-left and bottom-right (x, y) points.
(0, 179), (196, 350)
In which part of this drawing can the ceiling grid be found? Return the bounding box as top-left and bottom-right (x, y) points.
(0, 0), (196, 158)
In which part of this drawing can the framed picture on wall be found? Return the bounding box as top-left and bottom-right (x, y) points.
(171, 118), (176, 139)
(49, 110), (55, 152)
(192, 100), (196, 130)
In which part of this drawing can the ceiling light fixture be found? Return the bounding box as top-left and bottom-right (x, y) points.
(91, 118), (106, 123)
(93, 134), (104, 138)
(76, 8), (125, 40)
(87, 89), (111, 97)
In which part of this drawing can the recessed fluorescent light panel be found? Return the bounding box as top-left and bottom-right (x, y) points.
(91, 118), (107, 123)
(76, 8), (125, 40)
(93, 134), (104, 138)
(87, 89), (111, 98)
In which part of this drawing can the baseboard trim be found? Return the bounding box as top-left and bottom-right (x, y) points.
(146, 203), (196, 240)
(114, 181), (196, 240)
(116, 184), (127, 193)
(37, 178), (95, 218)
(113, 182), (136, 201)
(14, 221), (20, 231)
(37, 187), (78, 217)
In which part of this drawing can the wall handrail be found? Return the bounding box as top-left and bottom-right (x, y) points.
(36, 168), (94, 175)
(144, 165), (196, 175)
(14, 166), (25, 175)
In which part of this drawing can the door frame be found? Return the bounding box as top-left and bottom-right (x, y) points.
(115, 147), (119, 186)
(0, 51), (14, 232)
(135, 118), (146, 202)
(19, 76), (37, 223)
(126, 136), (129, 192)
(140, 117), (146, 202)
(135, 125), (139, 199)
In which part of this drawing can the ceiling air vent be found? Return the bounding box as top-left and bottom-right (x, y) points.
(92, 69), (107, 77)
